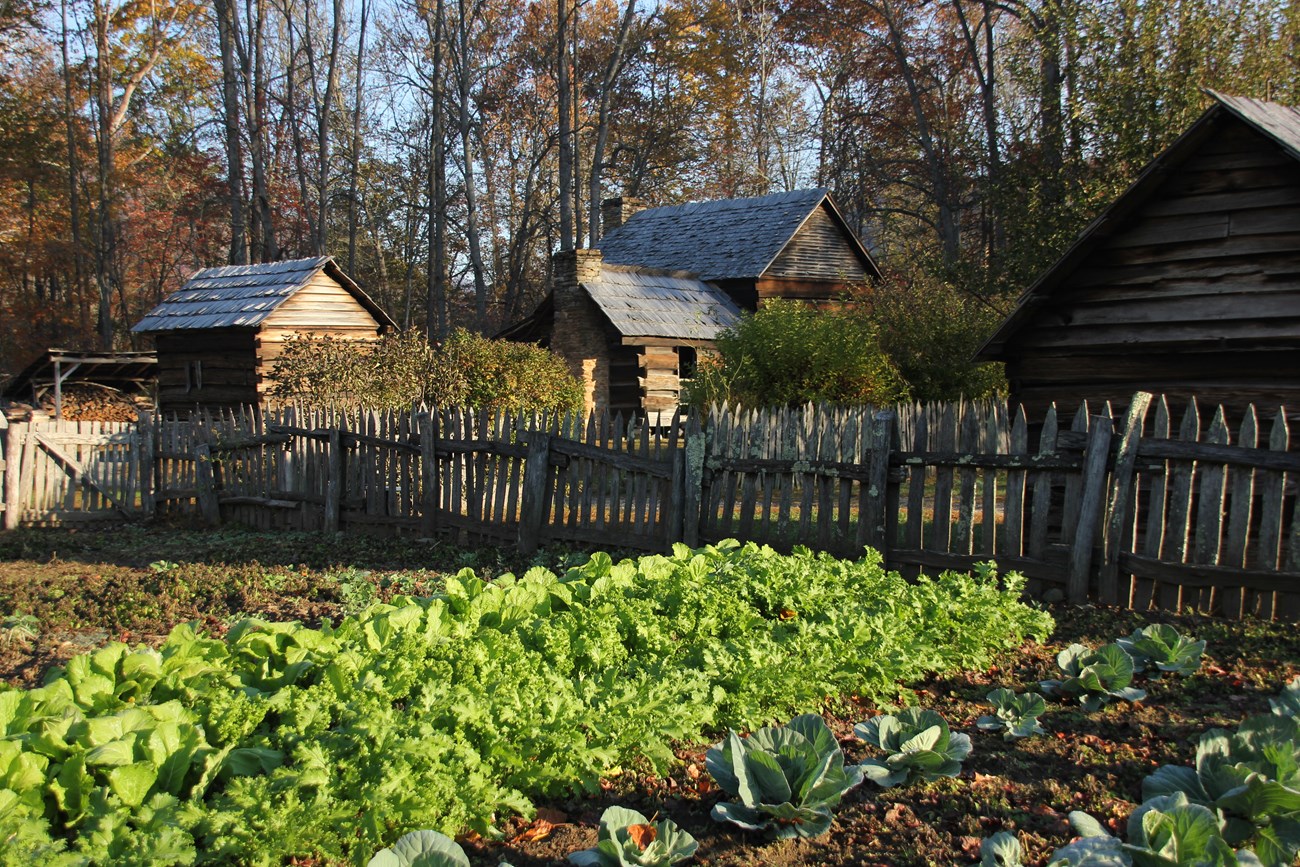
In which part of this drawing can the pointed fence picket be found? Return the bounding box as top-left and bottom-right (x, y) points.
(2, 392), (1299, 618)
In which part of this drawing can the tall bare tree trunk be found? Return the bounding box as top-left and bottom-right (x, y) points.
(346, 0), (369, 273)
(425, 0), (448, 341)
(247, 0), (277, 261)
(60, 0), (89, 338)
(214, 0), (249, 264)
(454, 0), (489, 327)
(587, 0), (639, 247)
(557, 0), (573, 251)
(92, 0), (118, 349)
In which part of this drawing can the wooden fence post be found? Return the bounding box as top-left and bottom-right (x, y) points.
(681, 417), (706, 548)
(2, 422), (22, 530)
(138, 410), (155, 519)
(517, 430), (552, 554)
(193, 443), (221, 527)
(1099, 392), (1153, 605)
(1067, 413), (1115, 603)
(862, 411), (895, 556)
(419, 412), (439, 538)
(324, 426), (344, 533)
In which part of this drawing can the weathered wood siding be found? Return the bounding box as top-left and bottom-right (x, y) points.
(638, 346), (680, 418)
(156, 331), (259, 412)
(767, 203), (871, 283)
(1005, 117), (1300, 420)
(256, 273), (385, 400)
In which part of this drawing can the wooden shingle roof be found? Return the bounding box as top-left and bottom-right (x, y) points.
(132, 257), (395, 333)
(596, 188), (878, 281)
(584, 265), (741, 341)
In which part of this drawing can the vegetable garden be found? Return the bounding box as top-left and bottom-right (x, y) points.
(0, 526), (1298, 866)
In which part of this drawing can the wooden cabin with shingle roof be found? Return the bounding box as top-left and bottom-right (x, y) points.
(501, 189), (877, 419)
(502, 250), (741, 419)
(977, 92), (1300, 421)
(597, 188), (880, 309)
(132, 257), (395, 412)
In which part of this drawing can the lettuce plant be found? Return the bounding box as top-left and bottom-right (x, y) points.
(569, 806), (698, 867)
(1049, 794), (1265, 867)
(1040, 644), (1146, 712)
(855, 707), (971, 787)
(367, 830), (470, 867)
(1143, 715), (1300, 866)
(1116, 625), (1205, 677)
(977, 689), (1047, 740)
(706, 713), (864, 839)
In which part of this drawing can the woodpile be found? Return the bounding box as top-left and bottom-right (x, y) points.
(38, 384), (141, 422)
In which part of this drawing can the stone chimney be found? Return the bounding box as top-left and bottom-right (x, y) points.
(600, 196), (645, 237)
(550, 249), (608, 416)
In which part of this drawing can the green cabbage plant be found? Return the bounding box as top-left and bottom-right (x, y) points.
(1040, 644), (1147, 712)
(1269, 677), (1300, 719)
(1117, 625), (1206, 677)
(977, 689), (1047, 740)
(569, 806), (698, 867)
(1049, 794), (1265, 867)
(978, 831), (1026, 866)
(367, 830), (471, 867)
(1143, 714), (1300, 866)
(855, 707), (972, 787)
(706, 713), (864, 839)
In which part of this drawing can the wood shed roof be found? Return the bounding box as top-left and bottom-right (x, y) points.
(3, 349), (157, 400)
(584, 264), (742, 342)
(977, 91), (1300, 361)
(131, 257), (395, 333)
(596, 188), (879, 281)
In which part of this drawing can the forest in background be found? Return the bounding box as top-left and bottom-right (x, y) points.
(0, 0), (1296, 380)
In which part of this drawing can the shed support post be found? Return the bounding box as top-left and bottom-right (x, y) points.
(1067, 415), (1115, 603)
(517, 431), (552, 554)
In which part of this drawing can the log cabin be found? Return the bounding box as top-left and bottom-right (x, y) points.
(132, 257), (395, 413)
(977, 92), (1300, 422)
(501, 189), (879, 418)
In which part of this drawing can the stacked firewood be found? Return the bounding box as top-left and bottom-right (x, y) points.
(38, 384), (141, 422)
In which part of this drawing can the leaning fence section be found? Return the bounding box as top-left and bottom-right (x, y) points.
(1, 393), (1298, 620)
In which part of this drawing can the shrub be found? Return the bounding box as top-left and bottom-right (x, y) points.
(681, 299), (908, 409)
(865, 270), (1007, 401)
(269, 328), (582, 413)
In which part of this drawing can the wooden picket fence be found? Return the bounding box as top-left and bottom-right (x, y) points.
(2, 393), (1298, 619)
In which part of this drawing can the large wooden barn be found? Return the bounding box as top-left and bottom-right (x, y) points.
(132, 257), (395, 412)
(977, 92), (1300, 420)
(502, 188), (879, 418)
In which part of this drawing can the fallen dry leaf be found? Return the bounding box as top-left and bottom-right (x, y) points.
(628, 824), (658, 851)
(514, 819), (555, 843)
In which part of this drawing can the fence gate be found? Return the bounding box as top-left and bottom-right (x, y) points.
(2, 420), (145, 527)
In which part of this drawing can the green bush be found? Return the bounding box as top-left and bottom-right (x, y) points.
(269, 329), (582, 413)
(866, 271), (1007, 401)
(682, 299), (908, 409)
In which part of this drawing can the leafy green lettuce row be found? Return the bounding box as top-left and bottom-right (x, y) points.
(0, 541), (1052, 865)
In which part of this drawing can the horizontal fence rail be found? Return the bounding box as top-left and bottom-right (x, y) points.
(1, 393), (1297, 619)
